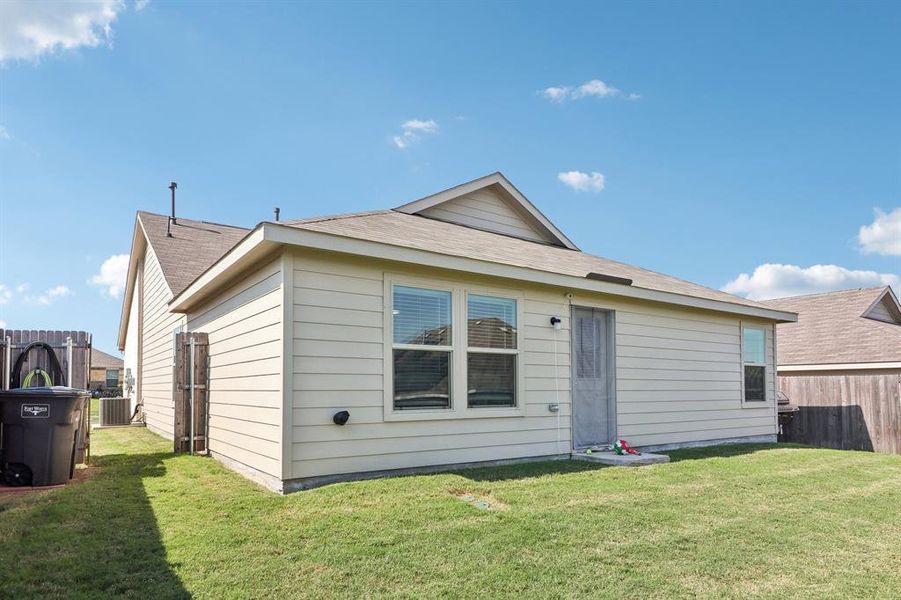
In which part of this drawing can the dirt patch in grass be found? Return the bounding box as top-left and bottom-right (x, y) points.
(448, 487), (509, 510)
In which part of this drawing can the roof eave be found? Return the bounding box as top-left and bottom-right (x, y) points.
(168, 226), (275, 312)
(116, 215), (151, 351)
(170, 222), (797, 322)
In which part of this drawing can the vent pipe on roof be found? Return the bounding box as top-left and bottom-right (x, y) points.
(167, 181), (178, 237)
(274, 207), (280, 222)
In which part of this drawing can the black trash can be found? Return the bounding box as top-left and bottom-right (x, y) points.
(0, 387), (89, 486)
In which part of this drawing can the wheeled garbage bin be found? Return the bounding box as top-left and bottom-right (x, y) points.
(0, 387), (90, 486)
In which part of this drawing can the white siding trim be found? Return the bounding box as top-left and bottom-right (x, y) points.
(280, 250), (294, 480)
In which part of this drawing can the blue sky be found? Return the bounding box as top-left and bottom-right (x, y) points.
(1, 0), (899, 354)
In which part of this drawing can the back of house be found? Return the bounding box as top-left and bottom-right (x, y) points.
(119, 172), (796, 491)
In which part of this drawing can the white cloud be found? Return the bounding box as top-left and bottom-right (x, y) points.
(134, 0), (150, 10)
(391, 118), (439, 149)
(0, 320), (6, 329)
(15, 283), (29, 293)
(0, 285), (12, 305)
(89, 253), (129, 298)
(541, 86), (572, 102)
(27, 285), (74, 305)
(722, 263), (900, 300)
(0, 0), (124, 62)
(0, 126), (10, 140)
(573, 79), (620, 99)
(858, 207), (901, 256)
(541, 79), (640, 102)
(558, 170), (606, 193)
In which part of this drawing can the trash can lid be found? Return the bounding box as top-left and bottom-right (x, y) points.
(0, 386), (90, 399)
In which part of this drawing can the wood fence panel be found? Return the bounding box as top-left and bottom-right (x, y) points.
(173, 332), (209, 454)
(779, 372), (901, 454)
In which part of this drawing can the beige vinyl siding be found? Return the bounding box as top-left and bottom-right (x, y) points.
(140, 245), (185, 439)
(285, 252), (777, 482)
(600, 299), (776, 446)
(187, 258), (284, 479)
(288, 249), (777, 480)
(419, 189), (554, 245)
(289, 250), (571, 479)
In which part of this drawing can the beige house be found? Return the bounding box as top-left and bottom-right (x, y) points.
(118, 172), (796, 491)
(89, 348), (124, 393)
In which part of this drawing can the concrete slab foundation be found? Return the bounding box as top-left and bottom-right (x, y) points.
(571, 450), (670, 466)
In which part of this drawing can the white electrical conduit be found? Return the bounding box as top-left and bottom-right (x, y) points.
(552, 293), (572, 456)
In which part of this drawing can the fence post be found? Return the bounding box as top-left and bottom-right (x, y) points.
(66, 336), (73, 387)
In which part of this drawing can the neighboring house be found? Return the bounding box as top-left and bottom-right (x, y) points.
(118, 172), (796, 492)
(764, 287), (901, 454)
(89, 348), (124, 393)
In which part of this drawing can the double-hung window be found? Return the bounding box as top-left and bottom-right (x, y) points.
(742, 326), (766, 402)
(467, 294), (518, 408)
(105, 369), (119, 389)
(391, 285), (453, 410)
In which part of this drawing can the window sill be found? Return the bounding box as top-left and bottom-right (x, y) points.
(741, 400), (774, 409)
(384, 406), (526, 422)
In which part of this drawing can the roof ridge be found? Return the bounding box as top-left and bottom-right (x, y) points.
(137, 210), (249, 231)
(763, 286), (886, 302)
(283, 209), (392, 225)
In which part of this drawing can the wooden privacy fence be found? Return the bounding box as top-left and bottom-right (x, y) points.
(0, 329), (92, 390)
(779, 372), (901, 454)
(173, 332), (210, 454)
(0, 329), (93, 464)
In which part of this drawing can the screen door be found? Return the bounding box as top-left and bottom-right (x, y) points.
(571, 307), (616, 448)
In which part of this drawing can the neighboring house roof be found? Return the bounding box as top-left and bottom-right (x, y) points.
(285, 209), (776, 311)
(137, 211), (250, 297)
(763, 286), (901, 366)
(91, 348), (123, 370)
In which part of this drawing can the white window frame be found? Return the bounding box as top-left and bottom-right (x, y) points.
(384, 274), (525, 422)
(740, 323), (769, 405)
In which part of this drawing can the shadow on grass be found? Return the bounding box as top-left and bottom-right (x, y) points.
(457, 458), (610, 482)
(0, 450), (189, 598)
(663, 442), (807, 463)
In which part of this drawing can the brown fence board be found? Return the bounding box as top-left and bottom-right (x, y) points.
(779, 372), (901, 454)
(173, 332), (209, 454)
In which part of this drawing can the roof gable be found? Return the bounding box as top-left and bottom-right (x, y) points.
(394, 172), (578, 250)
(862, 286), (901, 324)
(118, 212), (249, 349)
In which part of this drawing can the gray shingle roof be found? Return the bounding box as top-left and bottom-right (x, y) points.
(138, 211), (249, 297)
(763, 287), (901, 365)
(284, 210), (776, 311)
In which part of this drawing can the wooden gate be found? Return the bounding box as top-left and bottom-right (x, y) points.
(173, 332), (209, 454)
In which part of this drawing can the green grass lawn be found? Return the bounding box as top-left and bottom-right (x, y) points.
(1, 428), (900, 599)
